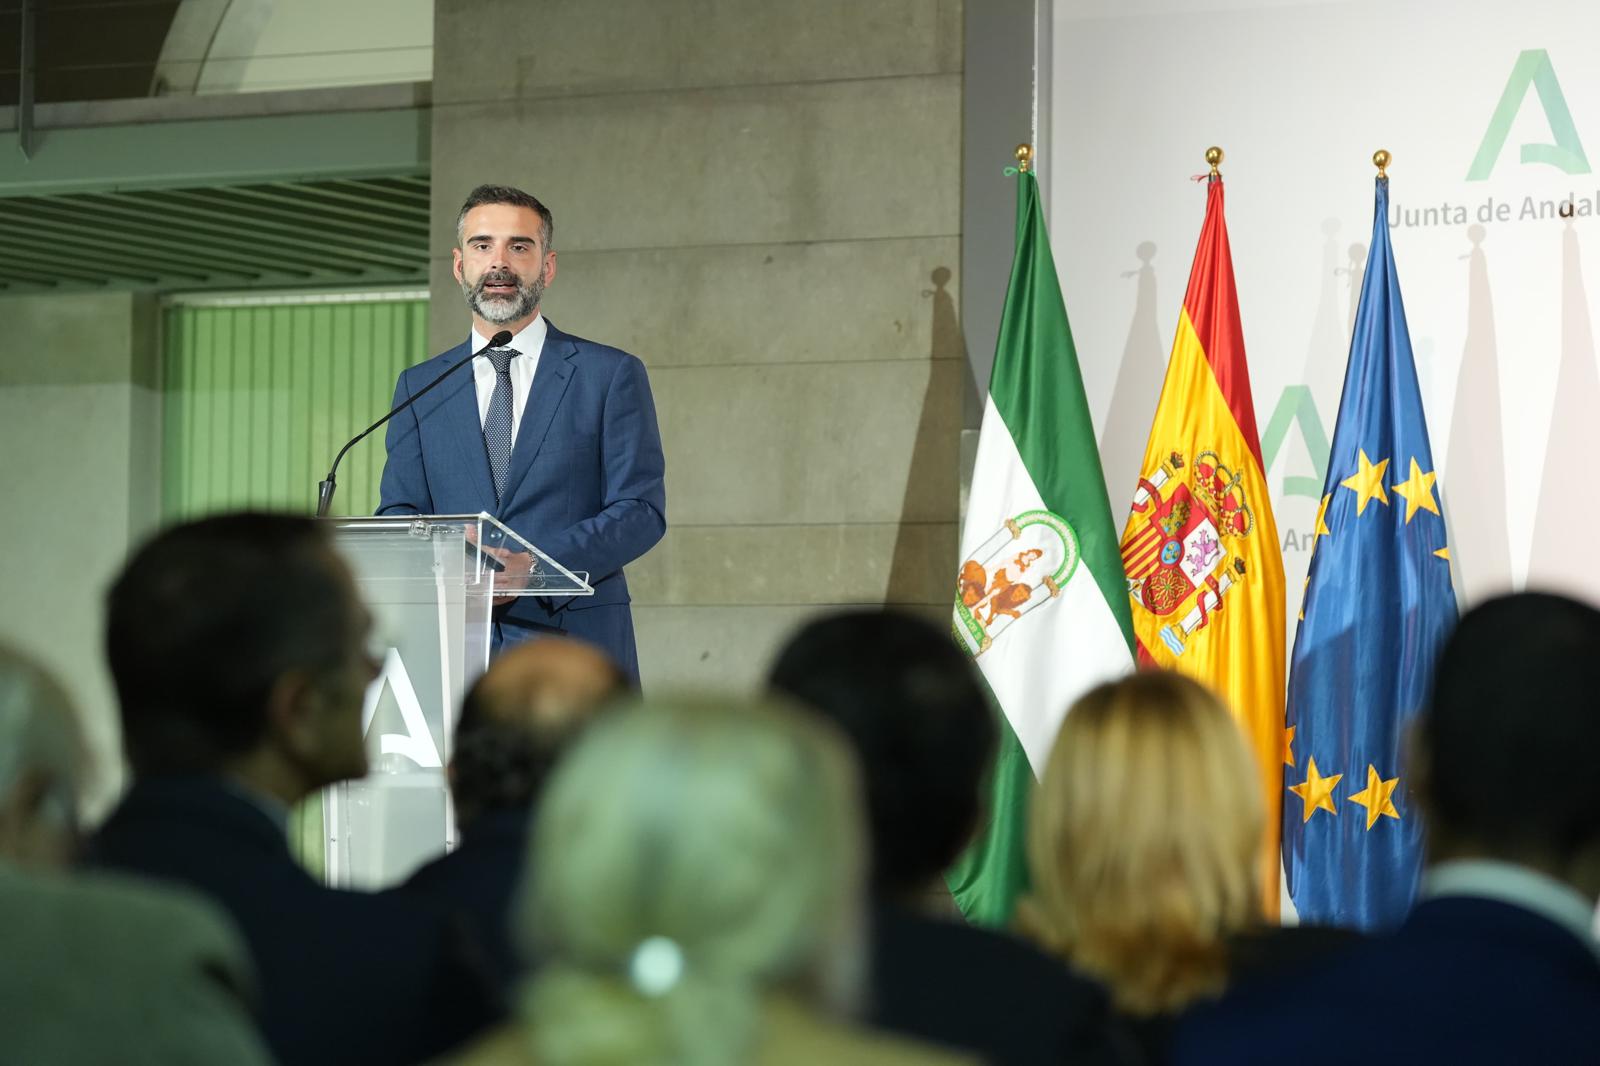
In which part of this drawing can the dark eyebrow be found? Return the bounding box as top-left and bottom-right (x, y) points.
(466, 234), (538, 244)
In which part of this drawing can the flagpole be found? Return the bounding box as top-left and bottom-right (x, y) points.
(1374, 148), (1391, 178)
(1015, 143), (1032, 173)
(1206, 145), (1224, 180)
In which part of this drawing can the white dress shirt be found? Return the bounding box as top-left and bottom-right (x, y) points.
(470, 314), (546, 440)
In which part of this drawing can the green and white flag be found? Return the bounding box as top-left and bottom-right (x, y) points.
(947, 167), (1135, 926)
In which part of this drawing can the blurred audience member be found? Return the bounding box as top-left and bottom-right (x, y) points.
(445, 696), (975, 1066)
(0, 645), (81, 867)
(400, 636), (624, 989)
(1176, 593), (1600, 1065)
(1024, 671), (1357, 1061)
(0, 644), (273, 1065)
(87, 513), (499, 1066)
(770, 609), (1126, 1066)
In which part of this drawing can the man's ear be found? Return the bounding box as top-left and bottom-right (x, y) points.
(543, 249), (557, 287)
(265, 670), (321, 763)
(451, 246), (465, 284)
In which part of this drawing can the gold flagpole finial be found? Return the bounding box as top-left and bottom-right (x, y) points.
(1205, 146), (1224, 176)
(1373, 149), (1391, 179)
(1015, 143), (1033, 173)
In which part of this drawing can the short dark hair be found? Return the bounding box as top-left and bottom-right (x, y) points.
(449, 659), (623, 829)
(767, 609), (997, 896)
(455, 184), (554, 251)
(106, 513), (355, 776)
(1423, 591), (1600, 858)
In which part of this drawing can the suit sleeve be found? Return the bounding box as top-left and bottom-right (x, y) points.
(538, 353), (666, 585)
(377, 370), (434, 516)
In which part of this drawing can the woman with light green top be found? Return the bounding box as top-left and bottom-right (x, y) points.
(442, 695), (975, 1066)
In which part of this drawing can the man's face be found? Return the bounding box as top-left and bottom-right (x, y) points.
(300, 563), (381, 788)
(453, 203), (555, 326)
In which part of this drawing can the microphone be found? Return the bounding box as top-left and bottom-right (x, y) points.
(316, 329), (513, 517)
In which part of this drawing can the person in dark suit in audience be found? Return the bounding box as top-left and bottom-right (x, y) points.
(768, 609), (1131, 1066)
(399, 635), (624, 990)
(1174, 592), (1600, 1066)
(0, 643), (274, 1066)
(1021, 671), (1360, 1064)
(86, 513), (501, 1066)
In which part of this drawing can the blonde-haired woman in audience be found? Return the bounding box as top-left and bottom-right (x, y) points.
(1020, 671), (1357, 1062)
(442, 695), (975, 1066)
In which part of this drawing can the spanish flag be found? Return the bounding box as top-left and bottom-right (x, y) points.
(1118, 173), (1286, 912)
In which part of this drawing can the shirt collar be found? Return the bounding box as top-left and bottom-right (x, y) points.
(1423, 859), (1600, 954)
(471, 312), (546, 358)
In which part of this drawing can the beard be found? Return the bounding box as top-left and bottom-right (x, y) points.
(462, 266), (546, 324)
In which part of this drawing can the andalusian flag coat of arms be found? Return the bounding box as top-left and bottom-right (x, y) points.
(947, 159), (1135, 926)
(1119, 169), (1287, 911)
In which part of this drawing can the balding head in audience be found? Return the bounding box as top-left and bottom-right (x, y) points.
(0, 647), (83, 867)
(450, 637), (624, 835)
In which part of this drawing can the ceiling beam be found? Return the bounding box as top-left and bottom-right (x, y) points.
(0, 106), (428, 197)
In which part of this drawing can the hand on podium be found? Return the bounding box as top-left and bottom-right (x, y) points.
(464, 524), (534, 605)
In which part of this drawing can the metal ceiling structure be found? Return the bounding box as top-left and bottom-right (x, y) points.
(0, 84), (431, 295)
(0, 174), (429, 294)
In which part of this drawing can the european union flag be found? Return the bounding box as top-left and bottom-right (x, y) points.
(1283, 175), (1458, 931)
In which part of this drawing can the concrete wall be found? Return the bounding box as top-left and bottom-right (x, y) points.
(429, 0), (965, 689)
(0, 292), (162, 815)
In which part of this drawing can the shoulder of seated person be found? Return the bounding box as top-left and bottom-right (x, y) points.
(759, 997), (982, 1066)
(9, 866), (239, 946)
(422, 1024), (531, 1066)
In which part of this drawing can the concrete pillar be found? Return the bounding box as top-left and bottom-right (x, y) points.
(430, 0), (964, 688)
(0, 292), (162, 814)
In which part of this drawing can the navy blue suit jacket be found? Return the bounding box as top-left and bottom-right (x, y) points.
(377, 321), (666, 677)
(1174, 897), (1600, 1065)
(86, 777), (502, 1066)
(396, 807), (531, 997)
(869, 901), (1130, 1065)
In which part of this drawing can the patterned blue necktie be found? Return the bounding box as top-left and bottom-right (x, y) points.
(482, 345), (519, 503)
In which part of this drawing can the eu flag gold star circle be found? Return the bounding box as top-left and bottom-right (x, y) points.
(1288, 756), (1343, 823)
(1391, 458), (1441, 524)
(1347, 765), (1402, 830)
(1340, 450), (1390, 516)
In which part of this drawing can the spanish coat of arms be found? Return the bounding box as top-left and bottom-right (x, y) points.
(1122, 450), (1254, 656)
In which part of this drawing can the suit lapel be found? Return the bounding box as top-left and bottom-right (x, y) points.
(437, 341), (498, 508)
(497, 323), (577, 510)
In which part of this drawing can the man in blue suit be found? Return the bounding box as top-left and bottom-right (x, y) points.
(379, 184), (666, 680)
(1174, 592), (1600, 1065)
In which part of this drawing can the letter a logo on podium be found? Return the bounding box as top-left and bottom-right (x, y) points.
(361, 648), (443, 768)
(1467, 49), (1590, 180)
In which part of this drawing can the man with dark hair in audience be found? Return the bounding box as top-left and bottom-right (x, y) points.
(768, 609), (1131, 1066)
(399, 635), (624, 990)
(87, 513), (500, 1066)
(1176, 592), (1600, 1065)
(0, 644), (274, 1066)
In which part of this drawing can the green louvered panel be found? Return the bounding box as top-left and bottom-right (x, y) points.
(161, 297), (429, 520)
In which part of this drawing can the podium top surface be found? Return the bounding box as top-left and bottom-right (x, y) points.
(321, 513), (593, 597)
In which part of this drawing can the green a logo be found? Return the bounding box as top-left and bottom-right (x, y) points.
(1261, 386), (1329, 501)
(1467, 49), (1590, 181)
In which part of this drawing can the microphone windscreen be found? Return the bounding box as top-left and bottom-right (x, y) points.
(488, 330), (514, 348)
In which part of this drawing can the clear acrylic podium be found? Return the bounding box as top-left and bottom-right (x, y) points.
(319, 513), (591, 890)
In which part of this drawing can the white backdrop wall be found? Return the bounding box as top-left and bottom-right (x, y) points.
(1044, 0), (1600, 642)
